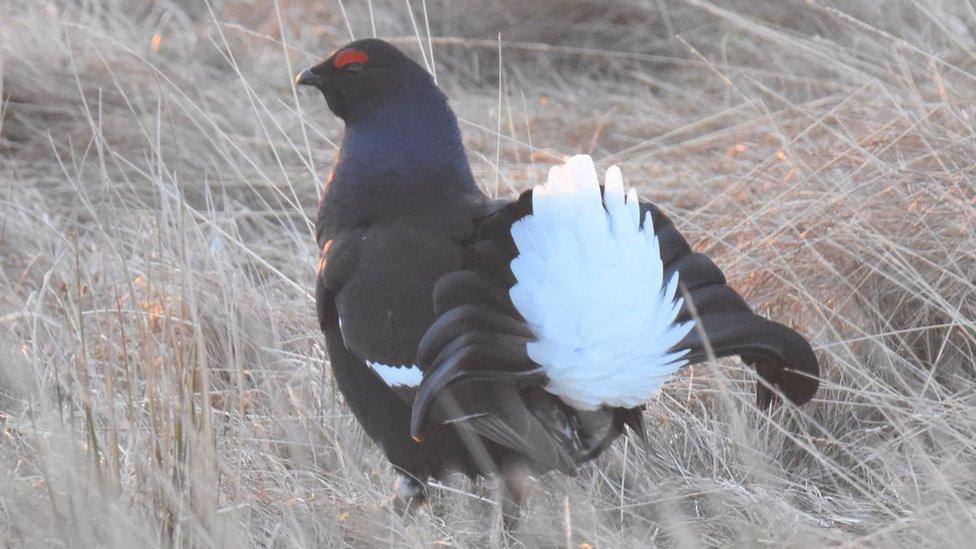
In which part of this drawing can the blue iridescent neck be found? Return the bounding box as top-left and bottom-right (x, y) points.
(316, 88), (484, 240)
(334, 92), (475, 188)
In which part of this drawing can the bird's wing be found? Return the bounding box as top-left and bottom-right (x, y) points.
(315, 280), (423, 449)
(315, 225), (432, 403)
(411, 156), (819, 460)
(321, 217), (497, 403)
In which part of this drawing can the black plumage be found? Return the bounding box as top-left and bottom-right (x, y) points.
(297, 39), (819, 511)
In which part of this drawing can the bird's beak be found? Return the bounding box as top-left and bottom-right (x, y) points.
(295, 67), (322, 87)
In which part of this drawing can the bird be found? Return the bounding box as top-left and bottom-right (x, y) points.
(295, 38), (819, 522)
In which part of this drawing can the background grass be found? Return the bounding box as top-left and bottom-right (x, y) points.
(2, 0), (976, 546)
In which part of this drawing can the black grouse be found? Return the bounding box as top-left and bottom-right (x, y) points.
(296, 39), (819, 515)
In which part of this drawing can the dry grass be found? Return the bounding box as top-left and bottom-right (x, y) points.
(2, 0), (976, 546)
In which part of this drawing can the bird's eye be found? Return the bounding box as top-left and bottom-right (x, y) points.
(343, 63), (365, 74)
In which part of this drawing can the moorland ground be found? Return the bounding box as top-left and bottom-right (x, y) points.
(2, 0), (976, 546)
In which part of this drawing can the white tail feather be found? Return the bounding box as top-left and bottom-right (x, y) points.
(509, 155), (694, 410)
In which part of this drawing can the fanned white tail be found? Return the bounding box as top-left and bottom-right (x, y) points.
(509, 155), (694, 410)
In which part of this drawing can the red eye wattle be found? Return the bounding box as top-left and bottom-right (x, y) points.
(334, 48), (369, 69)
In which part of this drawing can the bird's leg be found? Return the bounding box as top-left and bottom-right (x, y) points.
(393, 473), (428, 515)
(499, 461), (533, 532)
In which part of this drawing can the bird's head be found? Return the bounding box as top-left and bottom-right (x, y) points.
(296, 39), (439, 124)
(295, 39), (478, 204)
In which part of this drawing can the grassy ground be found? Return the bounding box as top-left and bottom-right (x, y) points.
(2, 0), (976, 546)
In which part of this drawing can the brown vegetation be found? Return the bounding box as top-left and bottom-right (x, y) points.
(1, 1), (975, 546)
